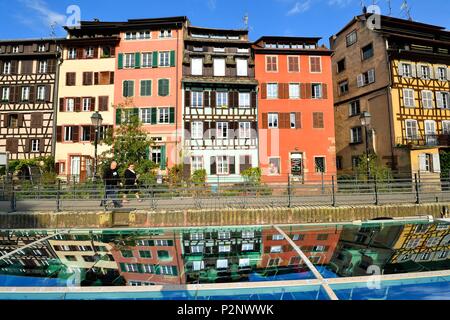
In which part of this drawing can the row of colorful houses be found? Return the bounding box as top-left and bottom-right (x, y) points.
(0, 13), (449, 183)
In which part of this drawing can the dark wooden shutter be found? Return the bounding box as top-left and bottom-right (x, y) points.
(229, 156), (235, 174)
(313, 112), (324, 129)
(228, 91), (234, 108)
(74, 98), (81, 112)
(56, 126), (62, 142)
(169, 107), (175, 124)
(94, 72), (99, 85)
(45, 85), (51, 102)
(109, 72), (114, 84)
(3, 114), (8, 128)
(261, 83), (267, 99)
(279, 83), (288, 99)
(251, 92), (257, 108)
(99, 96), (108, 111)
(210, 90), (216, 108)
(11, 61), (18, 74)
(48, 59), (56, 73)
(55, 162), (60, 174)
(90, 97), (96, 111)
(59, 98), (65, 112)
(31, 113), (43, 128)
(251, 122), (257, 139)
(322, 83), (328, 99)
(77, 48), (84, 59)
(72, 126), (79, 142)
(90, 126), (96, 142)
(306, 84), (312, 99)
(29, 86), (35, 102)
(17, 113), (24, 127)
(210, 157), (216, 175)
(184, 122), (191, 135)
(24, 139), (31, 153)
(204, 91), (210, 108)
(39, 138), (45, 152)
(32, 44), (38, 52)
(93, 47), (98, 59)
(300, 83), (307, 99)
(262, 113), (268, 129)
(184, 90), (191, 107)
(296, 112), (302, 129)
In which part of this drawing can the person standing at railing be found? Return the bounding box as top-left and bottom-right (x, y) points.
(100, 161), (122, 208)
(122, 163), (142, 204)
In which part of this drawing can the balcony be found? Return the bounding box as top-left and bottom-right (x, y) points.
(396, 134), (450, 148)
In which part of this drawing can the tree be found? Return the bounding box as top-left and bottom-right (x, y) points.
(355, 154), (392, 181)
(241, 167), (262, 186)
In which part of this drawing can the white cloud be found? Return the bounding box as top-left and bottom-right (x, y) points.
(207, 0), (217, 10)
(328, 0), (353, 7)
(18, 0), (66, 28)
(287, 0), (312, 15)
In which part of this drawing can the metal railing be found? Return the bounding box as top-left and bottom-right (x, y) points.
(1, 173), (450, 212)
(397, 134), (450, 147)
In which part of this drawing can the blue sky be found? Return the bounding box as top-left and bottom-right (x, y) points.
(1, 0), (449, 46)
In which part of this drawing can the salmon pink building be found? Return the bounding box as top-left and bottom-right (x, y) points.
(114, 17), (187, 170)
(253, 37), (337, 183)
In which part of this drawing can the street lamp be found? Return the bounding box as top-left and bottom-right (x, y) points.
(360, 111), (372, 181)
(91, 111), (103, 181)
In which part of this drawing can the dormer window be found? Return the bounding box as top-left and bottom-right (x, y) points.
(213, 47), (225, 53)
(237, 48), (249, 53)
(160, 30), (172, 38)
(193, 47), (203, 52)
(38, 44), (46, 52)
(12, 46), (19, 53)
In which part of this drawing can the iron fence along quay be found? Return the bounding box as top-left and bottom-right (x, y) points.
(1, 173), (450, 212)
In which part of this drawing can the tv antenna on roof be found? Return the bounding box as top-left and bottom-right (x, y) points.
(386, 0), (392, 16)
(400, 0), (412, 21)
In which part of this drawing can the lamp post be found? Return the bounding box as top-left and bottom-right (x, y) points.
(90, 111), (103, 181)
(360, 111), (372, 181)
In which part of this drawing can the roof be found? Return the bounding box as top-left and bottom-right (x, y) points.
(187, 25), (248, 36)
(0, 38), (65, 44)
(254, 36), (322, 44)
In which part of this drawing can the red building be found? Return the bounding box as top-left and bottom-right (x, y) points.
(253, 37), (336, 183)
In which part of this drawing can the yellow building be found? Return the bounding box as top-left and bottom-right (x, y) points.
(55, 25), (119, 181)
(331, 14), (450, 179)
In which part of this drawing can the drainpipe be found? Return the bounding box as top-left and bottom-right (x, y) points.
(52, 42), (63, 161)
(175, 24), (181, 166)
(384, 39), (396, 171)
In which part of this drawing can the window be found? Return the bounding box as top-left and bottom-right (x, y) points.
(292, 234), (305, 241)
(158, 79), (169, 96)
(268, 158), (280, 175)
(357, 69), (375, 86)
(438, 67), (448, 81)
(272, 234), (284, 241)
(36, 86), (45, 101)
(193, 261), (205, 271)
(191, 58), (203, 75)
(159, 51), (170, 67)
(311, 84), (322, 99)
(68, 48), (76, 59)
(290, 113), (297, 129)
(242, 243), (254, 251)
(219, 245), (231, 253)
(421, 65), (430, 79)
(216, 156), (229, 175)
(402, 63), (412, 77)
(217, 122), (228, 139)
(268, 258), (280, 267)
(266, 56), (278, 72)
(403, 89), (415, 107)
(267, 83), (278, 99)
(310, 56), (321, 73)
(81, 126), (91, 141)
(442, 121), (450, 135)
(236, 59), (248, 76)
(239, 258), (250, 267)
(38, 44), (46, 52)
(7, 114), (18, 128)
(151, 147), (161, 164)
(242, 231), (254, 239)
(82, 98), (91, 112)
(315, 157), (325, 173)
(12, 46), (19, 53)
(157, 250), (170, 260)
(216, 259), (228, 269)
(213, 58), (225, 76)
(239, 122), (251, 139)
(160, 29), (172, 38)
(66, 98), (75, 112)
(216, 91), (228, 108)
(351, 127), (362, 144)
(346, 30), (357, 46)
(361, 43), (374, 60)
(352, 156), (361, 169)
(125, 31), (151, 40)
(1, 87), (9, 101)
(3, 62), (11, 74)
(191, 156), (203, 171)
(30, 139), (40, 152)
(64, 127), (73, 141)
(213, 47), (225, 53)
(405, 120), (418, 140)
(421, 90), (434, 109)
(121, 250), (133, 258)
(191, 122), (203, 139)
(406, 238), (421, 249)
(288, 56), (300, 72)
(123, 263), (139, 273)
(193, 47), (204, 52)
(426, 237), (440, 247)
(289, 83), (300, 99)
(349, 100), (360, 116)
(155, 240), (171, 247)
(123, 80), (134, 97)
(239, 92), (250, 108)
(190, 233), (204, 240)
(21, 87), (30, 101)
(142, 53), (152, 68)
(337, 59), (346, 73)
(140, 80), (152, 96)
(38, 61), (47, 73)
(268, 113), (278, 128)
(313, 112), (324, 129)
(270, 246), (282, 253)
(85, 47), (94, 58)
(437, 92), (449, 109)
(158, 107), (169, 124)
(124, 53), (135, 68)
(191, 91), (203, 108)
(339, 80), (349, 95)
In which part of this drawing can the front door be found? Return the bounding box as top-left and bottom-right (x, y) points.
(70, 156), (81, 182)
(290, 152), (303, 177)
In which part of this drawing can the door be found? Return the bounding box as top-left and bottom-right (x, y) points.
(290, 153), (303, 177)
(70, 156), (81, 182)
(424, 120), (437, 145)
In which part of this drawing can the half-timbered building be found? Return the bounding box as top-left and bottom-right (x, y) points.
(331, 14), (450, 179)
(0, 39), (60, 160)
(182, 26), (259, 183)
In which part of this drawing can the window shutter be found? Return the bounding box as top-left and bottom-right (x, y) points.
(210, 90), (216, 108)
(228, 91), (234, 108)
(170, 50), (176, 67)
(18, 113), (24, 127)
(45, 85), (51, 102)
(94, 72), (99, 85)
(432, 154), (441, 173)
(210, 157), (216, 175)
(109, 71), (114, 84)
(306, 84), (312, 99)
(56, 126), (62, 142)
(357, 74), (364, 87)
(419, 154), (427, 172)
(74, 98), (81, 112)
(3, 114), (9, 128)
(135, 52), (141, 69)
(31, 113), (43, 128)
(296, 112), (302, 129)
(39, 138), (45, 152)
(24, 139), (31, 153)
(123, 81), (128, 97)
(261, 83), (267, 99)
(90, 126), (96, 142)
(93, 47), (98, 59)
(99, 96), (109, 111)
(73, 126), (79, 142)
(151, 108), (157, 124)
(322, 84), (328, 99)
(152, 51), (159, 68)
(185, 90), (191, 107)
(59, 98), (65, 112)
(229, 156), (235, 174)
(55, 162), (60, 174)
(398, 63), (403, 77)
(251, 122), (257, 139)
(160, 145), (167, 170)
(116, 109), (122, 125)
(411, 64), (417, 78)
(204, 91), (210, 108)
(262, 113), (268, 129)
(169, 107), (175, 124)
(436, 92), (444, 108)
(118, 53), (123, 69)
(183, 157), (191, 180)
(251, 91), (257, 108)
(11, 61), (18, 74)
(185, 122), (191, 136)
(77, 48), (85, 59)
(90, 97), (95, 111)
(48, 59), (56, 73)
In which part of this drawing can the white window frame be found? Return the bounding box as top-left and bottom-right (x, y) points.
(3, 62), (11, 74)
(190, 245), (204, 254)
(238, 92), (250, 108)
(38, 44), (46, 52)
(402, 63), (412, 77)
(124, 53), (135, 68)
(68, 48), (76, 59)
(217, 122), (228, 139)
(21, 86), (30, 101)
(437, 92), (449, 109)
(191, 91), (203, 108)
(289, 83), (300, 99)
(159, 29), (172, 38)
(438, 67), (448, 81)
(239, 122), (251, 139)
(270, 245), (282, 253)
(191, 58), (203, 76)
(405, 120), (418, 140)
(1, 87), (9, 101)
(82, 98), (91, 112)
(191, 122), (203, 140)
(36, 86), (45, 101)
(218, 245), (231, 253)
(213, 58), (226, 76)
(236, 58), (248, 76)
(216, 259), (228, 269)
(191, 156), (204, 172)
(350, 127), (362, 143)
(268, 113), (278, 129)
(193, 261), (205, 271)
(290, 113), (296, 129)
(265, 55), (278, 72)
(66, 98), (75, 112)
(442, 121), (450, 135)
(31, 139), (40, 153)
(312, 83), (323, 99)
(241, 243), (254, 251)
(421, 65), (431, 79)
(272, 234), (284, 241)
(403, 89), (415, 107)
(216, 91), (228, 108)
(216, 156), (229, 175)
(38, 60), (48, 73)
(421, 90), (434, 109)
(267, 83), (278, 99)
(158, 107), (170, 124)
(64, 126), (73, 141)
(242, 231), (254, 239)
(159, 51), (170, 67)
(141, 53), (152, 68)
(190, 233), (204, 240)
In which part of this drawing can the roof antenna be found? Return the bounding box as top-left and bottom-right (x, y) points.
(400, 0), (413, 21)
(386, 0), (392, 16)
(360, 0), (367, 13)
(243, 13), (249, 30)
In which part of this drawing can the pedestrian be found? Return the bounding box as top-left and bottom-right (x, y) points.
(122, 163), (142, 204)
(100, 160), (122, 208)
